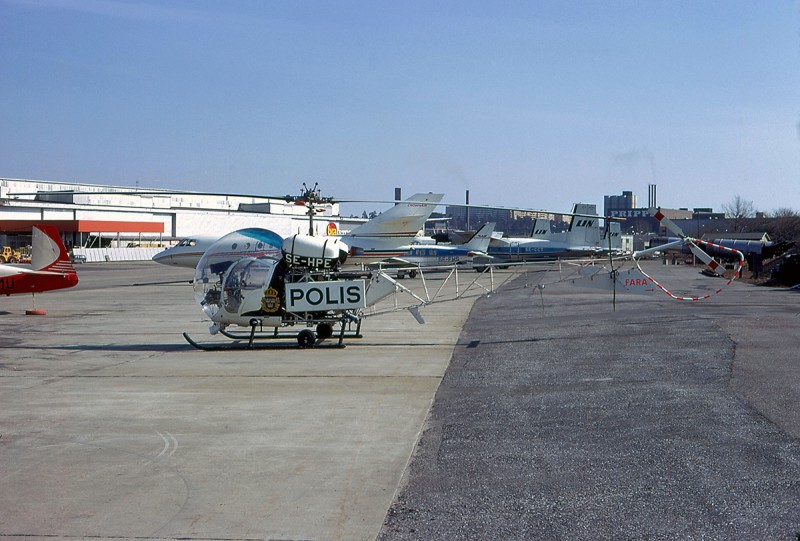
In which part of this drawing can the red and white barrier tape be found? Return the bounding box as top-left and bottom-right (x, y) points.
(634, 239), (745, 301)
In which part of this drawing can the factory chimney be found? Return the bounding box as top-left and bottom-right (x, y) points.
(648, 184), (657, 208)
(466, 190), (470, 231)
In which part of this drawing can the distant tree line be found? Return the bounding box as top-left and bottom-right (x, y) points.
(721, 195), (800, 253)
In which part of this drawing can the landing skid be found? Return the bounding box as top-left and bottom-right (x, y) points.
(182, 331), (349, 351)
(183, 313), (363, 351)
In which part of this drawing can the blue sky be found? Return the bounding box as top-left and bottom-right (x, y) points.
(2, 0), (799, 215)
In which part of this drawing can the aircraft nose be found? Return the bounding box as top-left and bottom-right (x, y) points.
(152, 251), (172, 265)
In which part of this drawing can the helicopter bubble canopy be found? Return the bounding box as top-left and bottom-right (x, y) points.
(193, 228), (284, 324)
(193, 256), (282, 325)
(194, 228), (283, 281)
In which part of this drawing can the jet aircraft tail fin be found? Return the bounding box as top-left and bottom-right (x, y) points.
(566, 203), (601, 248)
(530, 218), (552, 238)
(602, 221), (622, 251)
(463, 222), (496, 252)
(346, 193), (445, 238)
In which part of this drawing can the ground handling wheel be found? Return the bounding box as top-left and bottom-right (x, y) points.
(297, 329), (316, 348)
(316, 322), (334, 340)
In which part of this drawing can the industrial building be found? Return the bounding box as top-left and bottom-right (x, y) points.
(0, 178), (347, 261)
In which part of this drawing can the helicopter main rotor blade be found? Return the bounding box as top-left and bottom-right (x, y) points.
(685, 239), (723, 274)
(649, 207), (727, 274)
(650, 207), (686, 238)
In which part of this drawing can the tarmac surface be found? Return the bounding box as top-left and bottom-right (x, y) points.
(0, 261), (502, 541)
(379, 263), (800, 540)
(1, 260), (799, 540)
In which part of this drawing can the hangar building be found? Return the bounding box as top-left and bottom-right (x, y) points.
(0, 178), (350, 261)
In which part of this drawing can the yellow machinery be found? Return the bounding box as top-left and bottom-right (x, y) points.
(0, 246), (23, 264)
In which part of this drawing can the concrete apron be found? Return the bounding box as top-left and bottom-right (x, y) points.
(0, 262), (513, 541)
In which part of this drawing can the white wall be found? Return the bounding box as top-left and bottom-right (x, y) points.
(71, 247), (163, 262)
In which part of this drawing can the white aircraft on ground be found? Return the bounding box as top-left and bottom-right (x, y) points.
(153, 191), (445, 269)
(371, 222), (496, 277)
(0, 225), (79, 298)
(151, 235), (217, 268)
(488, 204), (622, 262)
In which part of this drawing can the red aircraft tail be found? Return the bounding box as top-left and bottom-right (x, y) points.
(31, 225), (77, 276)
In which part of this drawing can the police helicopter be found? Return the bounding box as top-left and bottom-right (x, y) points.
(185, 226), (407, 349)
(182, 183), (413, 349)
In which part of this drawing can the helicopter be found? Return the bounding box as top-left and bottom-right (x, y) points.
(182, 184), (550, 350)
(183, 225), (406, 349)
(182, 183), (431, 349)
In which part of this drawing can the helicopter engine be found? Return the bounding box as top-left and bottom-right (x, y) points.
(282, 233), (348, 269)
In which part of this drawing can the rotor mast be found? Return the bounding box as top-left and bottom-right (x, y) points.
(294, 182), (333, 236)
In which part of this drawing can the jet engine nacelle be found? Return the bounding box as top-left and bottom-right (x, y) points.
(282, 234), (348, 269)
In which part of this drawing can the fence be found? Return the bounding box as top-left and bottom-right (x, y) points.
(71, 247), (164, 262)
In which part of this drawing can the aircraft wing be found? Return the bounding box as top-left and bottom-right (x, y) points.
(369, 257), (417, 269)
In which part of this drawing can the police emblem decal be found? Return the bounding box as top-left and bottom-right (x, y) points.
(261, 287), (281, 313)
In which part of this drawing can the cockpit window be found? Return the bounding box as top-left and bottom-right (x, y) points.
(222, 259), (276, 313)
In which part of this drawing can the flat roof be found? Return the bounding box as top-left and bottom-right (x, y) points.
(0, 220), (164, 234)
